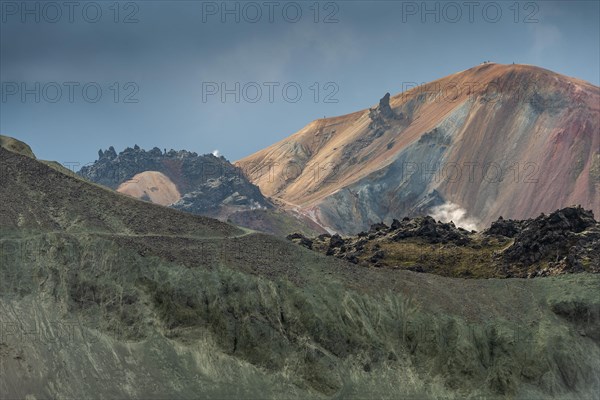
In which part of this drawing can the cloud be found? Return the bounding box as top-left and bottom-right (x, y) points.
(530, 24), (562, 59)
(200, 21), (362, 83)
(212, 149), (221, 157)
(429, 202), (479, 231)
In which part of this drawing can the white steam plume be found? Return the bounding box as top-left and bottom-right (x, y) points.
(429, 202), (479, 231)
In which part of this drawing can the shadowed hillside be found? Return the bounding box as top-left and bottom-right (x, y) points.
(1, 137), (600, 399)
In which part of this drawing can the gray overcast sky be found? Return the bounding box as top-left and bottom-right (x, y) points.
(1, 0), (599, 167)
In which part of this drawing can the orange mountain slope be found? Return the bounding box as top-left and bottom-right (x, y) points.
(237, 63), (600, 234)
(117, 171), (181, 206)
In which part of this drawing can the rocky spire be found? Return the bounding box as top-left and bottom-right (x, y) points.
(368, 93), (404, 135)
(100, 146), (117, 159)
(369, 92), (403, 123)
(377, 93), (394, 119)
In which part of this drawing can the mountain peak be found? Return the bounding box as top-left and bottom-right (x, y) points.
(239, 64), (599, 234)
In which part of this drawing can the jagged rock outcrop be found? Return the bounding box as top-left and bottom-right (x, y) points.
(386, 216), (472, 245)
(484, 216), (525, 238)
(78, 145), (271, 218)
(77, 145), (329, 235)
(501, 206), (600, 277)
(366, 92), (406, 140)
(369, 93), (404, 125)
(288, 216), (476, 268)
(80, 145), (231, 192)
(286, 232), (313, 249)
(287, 206), (599, 278)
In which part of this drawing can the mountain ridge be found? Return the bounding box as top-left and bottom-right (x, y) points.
(238, 63), (599, 234)
(76, 143), (328, 236)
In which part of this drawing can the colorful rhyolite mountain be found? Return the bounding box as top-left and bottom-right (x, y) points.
(238, 63), (599, 234)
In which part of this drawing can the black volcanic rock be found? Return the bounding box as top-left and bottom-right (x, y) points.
(390, 219), (402, 230)
(288, 213), (476, 267)
(286, 206), (599, 279)
(286, 232), (313, 249)
(369, 222), (388, 232)
(389, 216), (472, 245)
(484, 216), (524, 238)
(370, 250), (385, 263)
(501, 206), (599, 276)
(329, 234), (345, 248)
(80, 145), (200, 190)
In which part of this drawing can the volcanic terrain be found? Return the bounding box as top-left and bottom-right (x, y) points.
(238, 63), (600, 234)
